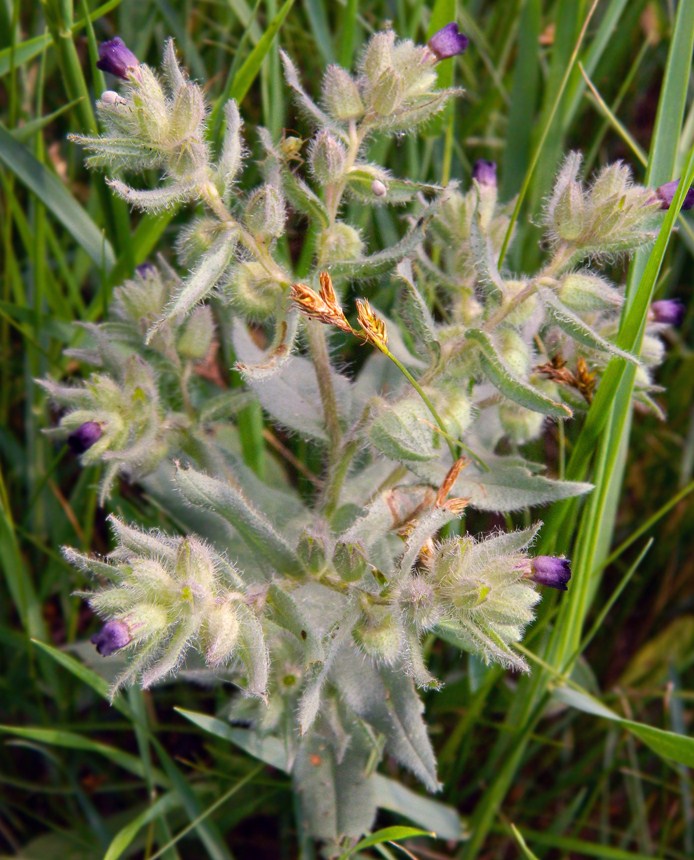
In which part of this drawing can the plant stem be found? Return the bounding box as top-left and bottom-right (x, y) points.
(305, 319), (343, 458)
(381, 346), (458, 462)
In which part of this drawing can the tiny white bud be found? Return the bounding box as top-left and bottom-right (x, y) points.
(100, 90), (126, 106)
(371, 179), (387, 197)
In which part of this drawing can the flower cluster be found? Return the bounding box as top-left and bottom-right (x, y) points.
(47, 23), (689, 856)
(39, 263), (224, 499)
(69, 517), (266, 695)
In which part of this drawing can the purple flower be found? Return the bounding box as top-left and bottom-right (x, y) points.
(427, 23), (469, 62)
(67, 421), (103, 454)
(655, 179), (694, 211)
(91, 620), (131, 656)
(136, 262), (157, 278)
(472, 159), (497, 188)
(650, 299), (685, 326)
(531, 556), (571, 591)
(96, 37), (139, 80)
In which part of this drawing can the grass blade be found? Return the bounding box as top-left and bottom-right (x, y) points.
(0, 123), (115, 270)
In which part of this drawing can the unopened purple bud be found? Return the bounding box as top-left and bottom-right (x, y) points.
(650, 299), (685, 326)
(531, 556), (571, 591)
(655, 179), (694, 211)
(136, 262), (157, 278)
(67, 421), (103, 454)
(427, 23), (469, 62)
(96, 37), (139, 80)
(472, 159), (497, 188)
(91, 620), (131, 656)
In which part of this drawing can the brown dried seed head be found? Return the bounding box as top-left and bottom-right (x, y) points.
(319, 271), (337, 305)
(290, 278), (353, 334)
(442, 497), (471, 515)
(290, 282), (326, 314)
(356, 299), (388, 348)
(436, 457), (469, 508)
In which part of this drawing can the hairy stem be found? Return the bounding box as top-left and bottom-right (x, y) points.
(381, 345), (458, 462)
(305, 319), (343, 458)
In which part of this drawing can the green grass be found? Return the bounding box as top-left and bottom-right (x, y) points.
(1, 1), (693, 858)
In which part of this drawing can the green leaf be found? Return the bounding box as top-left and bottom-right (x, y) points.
(465, 328), (571, 418)
(538, 287), (639, 364)
(173, 465), (303, 576)
(230, 0), (297, 105)
(0, 724), (168, 785)
(177, 712), (465, 839)
(341, 826), (435, 859)
(9, 98), (84, 143)
(0, 0), (123, 77)
(0, 492), (46, 640)
(554, 686), (694, 768)
(30, 639), (131, 718)
(148, 232), (238, 339)
(372, 775), (464, 841)
(0, 123), (115, 270)
(177, 710), (290, 771)
(329, 200), (441, 278)
(395, 260), (441, 361)
(369, 397), (437, 463)
(233, 318), (353, 437)
(510, 824), (541, 860)
(104, 793), (182, 860)
(455, 459), (592, 513)
(267, 584), (324, 665)
(294, 716), (378, 843)
(281, 169), (330, 227)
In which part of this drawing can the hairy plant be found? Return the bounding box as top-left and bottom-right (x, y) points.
(42, 24), (687, 857)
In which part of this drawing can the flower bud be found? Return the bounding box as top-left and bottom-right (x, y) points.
(297, 531), (327, 575)
(655, 179), (694, 210)
(96, 37), (139, 79)
(497, 328), (531, 377)
(361, 30), (395, 84)
(558, 272), (623, 312)
(136, 261), (157, 278)
(436, 389), (473, 439)
(168, 83), (206, 142)
(649, 298), (685, 326)
(553, 179), (586, 242)
(176, 218), (228, 267)
(316, 223), (364, 265)
(499, 403), (544, 444)
(309, 130), (347, 184)
(371, 179), (387, 197)
(91, 619), (131, 656)
(473, 160), (498, 231)
(501, 280), (538, 325)
(321, 65), (365, 121)
(590, 163), (630, 204)
(204, 603), (240, 666)
(244, 185), (286, 240)
(427, 22), (469, 61)
(639, 334), (665, 366)
(530, 556), (571, 590)
(67, 421), (103, 454)
(370, 68), (405, 116)
(226, 261), (284, 319)
(353, 604), (402, 664)
(397, 576), (440, 630)
(177, 305), (214, 361)
(333, 541), (368, 582)
(472, 159), (497, 188)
